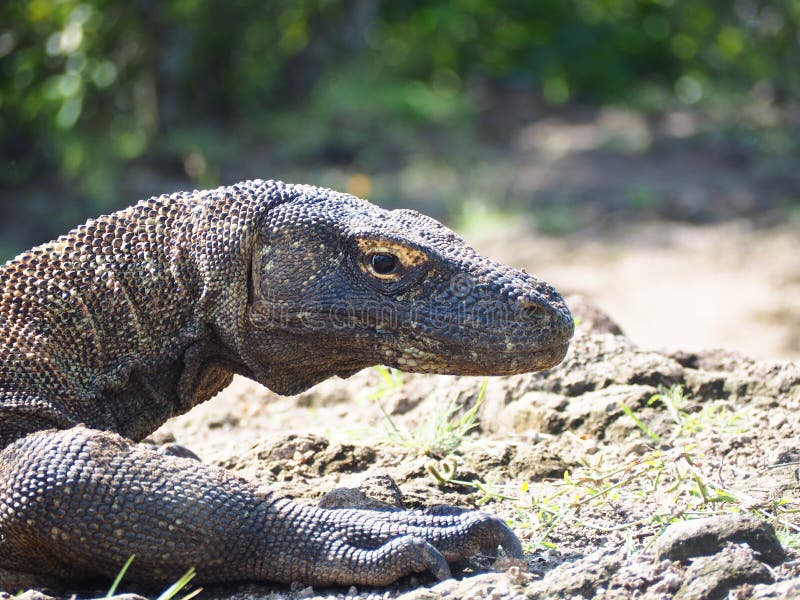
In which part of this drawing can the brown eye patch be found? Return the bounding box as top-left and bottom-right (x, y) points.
(354, 239), (429, 280)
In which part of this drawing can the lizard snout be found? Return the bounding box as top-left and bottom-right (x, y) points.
(512, 285), (575, 348)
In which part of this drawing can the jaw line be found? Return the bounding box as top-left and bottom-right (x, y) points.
(389, 336), (570, 376)
(247, 307), (570, 378)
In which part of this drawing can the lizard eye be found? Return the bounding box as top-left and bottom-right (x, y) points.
(370, 253), (398, 276)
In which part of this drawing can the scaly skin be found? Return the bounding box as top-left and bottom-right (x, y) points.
(0, 180), (573, 588)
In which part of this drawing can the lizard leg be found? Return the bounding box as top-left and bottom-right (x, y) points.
(0, 426), (522, 587)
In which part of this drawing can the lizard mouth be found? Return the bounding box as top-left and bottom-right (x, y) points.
(248, 304), (572, 377)
(500, 339), (570, 373)
(389, 337), (570, 376)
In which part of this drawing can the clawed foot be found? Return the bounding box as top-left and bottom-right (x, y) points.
(301, 505), (524, 586)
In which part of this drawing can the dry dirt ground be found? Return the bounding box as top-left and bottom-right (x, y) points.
(96, 220), (797, 600)
(10, 101), (800, 599)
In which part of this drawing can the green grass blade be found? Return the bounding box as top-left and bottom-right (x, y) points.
(106, 554), (135, 597)
(156, 567), (197, 600)
(620, 403), (660, 442)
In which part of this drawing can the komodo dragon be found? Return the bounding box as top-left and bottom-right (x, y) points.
(0, 180), (573, 589)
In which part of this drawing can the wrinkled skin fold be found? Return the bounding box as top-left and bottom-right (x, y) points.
(0, 180), (572, 587)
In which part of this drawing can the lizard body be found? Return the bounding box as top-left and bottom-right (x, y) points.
(0, 180), (572, 587)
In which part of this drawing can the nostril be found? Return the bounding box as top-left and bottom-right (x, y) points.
(518, 297), (547, 321)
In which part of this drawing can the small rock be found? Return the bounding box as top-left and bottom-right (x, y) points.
(250, 433), (329, 463)
(525, 550), (621, 599)
(768, 411), (788, 430)
(396, 588), (442, 600)
(397, 572), (524, 599)
(582, 437), (600, 454)
(648, 568), (683, 595)
(674, 543), (773, 600)
(504, 564), (531, 586)
(771, 445), (800, 466)
(654, 514), (785, 565)
(319, 473), (406, 510)
(507, 444), (571, 479)
(683, 369), (727, 401)
(623, 440), (652, 457)
(484, 391), (567, 434)
(289, 582), (315, 598)
(568, 384), (657, 441)
(750, 576), (800, 598)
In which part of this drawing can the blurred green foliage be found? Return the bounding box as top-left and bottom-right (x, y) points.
(0, 0), (799, 253)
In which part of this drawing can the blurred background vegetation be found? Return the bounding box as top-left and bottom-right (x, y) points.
(1, 0), (799, 260)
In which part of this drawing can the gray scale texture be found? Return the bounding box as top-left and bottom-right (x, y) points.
(0, 180), (573, 588)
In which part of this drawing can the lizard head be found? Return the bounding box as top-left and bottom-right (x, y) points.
(237, 182), (573, 394)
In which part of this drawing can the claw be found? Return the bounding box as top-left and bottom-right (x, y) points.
(420, 539), (452, 581)
(497, 522), (524, 559)
(477, 518), (524, 560)
(401, 535), (452, 581)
